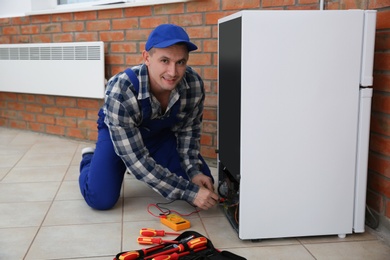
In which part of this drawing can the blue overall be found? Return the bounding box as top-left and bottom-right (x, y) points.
(79, 69), (212, 210)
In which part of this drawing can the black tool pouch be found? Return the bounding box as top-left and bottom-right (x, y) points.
(114, 230), (246, 260)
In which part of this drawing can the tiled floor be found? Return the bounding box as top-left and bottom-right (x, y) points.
(1, 127), (390, 260)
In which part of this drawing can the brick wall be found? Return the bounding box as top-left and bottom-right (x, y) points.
(0, 0), (389, 229)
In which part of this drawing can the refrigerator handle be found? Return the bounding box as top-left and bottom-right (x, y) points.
(360, 10), (377, 87)
(354, 88), (373, 233)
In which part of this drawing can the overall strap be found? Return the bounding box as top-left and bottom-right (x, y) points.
(124, 68), (152, 122)
(124, 68), (139, 93)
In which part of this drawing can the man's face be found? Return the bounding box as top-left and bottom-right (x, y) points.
(143, 44), (189, 94)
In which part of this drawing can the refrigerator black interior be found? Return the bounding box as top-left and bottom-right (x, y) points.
(218, 17), (242, 181)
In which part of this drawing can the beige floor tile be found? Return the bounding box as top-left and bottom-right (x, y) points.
(0, 201), (51, 228)
(305, 240), (390, 260)
(44, 200), (122, 226)
(0, 152), (25, 168)
(56, 180), (84, 200)
(298, 230), (378, 244)
(0, 167), (10, 180)
(123, 178), (159, 198)
(3, 165), (68, 183)
(25, 223), (122, 259)
(0, 182), (60, 203)
(123, 196), (167, 222)
(0, 226), (39, 259)
(65, 165), (81, 181)
(202, 216), (300, 249)
(17, 152), (74, 167)
(28, 139), (79, 154)
(228, 245), (315, 259)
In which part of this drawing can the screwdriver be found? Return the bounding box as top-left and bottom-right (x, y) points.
(137, 237), (178, 245)
(145, 237), (208, 259)
(151, 246), (208, 260)
(140, 228), (181, 237)
(116, 244), (165, 260)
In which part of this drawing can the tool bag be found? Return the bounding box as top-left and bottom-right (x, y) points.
(114, 230), (246, 260)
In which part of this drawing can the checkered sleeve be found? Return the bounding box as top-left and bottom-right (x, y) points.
(175, 67), (205, 179)
(103, 71), (200, 203)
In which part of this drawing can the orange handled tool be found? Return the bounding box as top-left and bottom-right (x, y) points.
(137, 237), (178, 245)
(145, 237), (208, 259)
(151, 246), (208, 260)
(118, 251), (139, 260)
(140, 228), (181, 237)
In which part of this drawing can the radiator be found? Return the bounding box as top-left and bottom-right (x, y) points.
(0, 41), (105, 99)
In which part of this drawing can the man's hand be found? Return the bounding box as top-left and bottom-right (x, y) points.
(191, 174), (219, 210)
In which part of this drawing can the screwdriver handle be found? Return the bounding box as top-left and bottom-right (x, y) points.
(118, 251), (139, 260)
(187, 237), (208, 249)
(140, 228), (180, 237)
(137, 237), (178, 245)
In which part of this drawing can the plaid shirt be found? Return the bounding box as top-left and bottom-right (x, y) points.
(104, 64), (205, 203)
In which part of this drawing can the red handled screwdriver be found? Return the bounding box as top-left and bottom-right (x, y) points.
(137, 237), (178, 245)
(140, 228), (181, 237)
(151, 246), (208, 260)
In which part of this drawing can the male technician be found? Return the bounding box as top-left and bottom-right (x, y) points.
(79, 24), (219, 211)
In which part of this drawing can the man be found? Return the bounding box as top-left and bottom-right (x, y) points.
(79, 24), (219, 211)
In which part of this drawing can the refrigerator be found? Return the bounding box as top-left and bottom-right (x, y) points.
(217, 10), (376, 240)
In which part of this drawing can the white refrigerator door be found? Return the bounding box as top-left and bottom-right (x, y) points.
(237, 10), (366, 239)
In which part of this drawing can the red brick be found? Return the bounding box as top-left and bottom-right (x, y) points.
(20, 112), (35, 122)
(112, 18), (138, 30)
(75, 32), (98, 42)
(18, 94), (35, 102)
(140, 17), (169, 29)
(74, 11), (97, 21)
(11, 16), (31, 25)
(106, 54), (125, 65)
(21, 25), (40, 34)
(154, 4), (184, 15)
(223, 0), (261, 10)
(98, 8), (123, 19)
(63, 22), (85, 32)
(373, 73), (390, 92)
(7, 102), (24, 111)
(366, 189), (384, 213)
(0, 35), (11, 44)
(386, 201), (390, 218)
(368, 172), (390, 198)
(46, 125), (65, 136)
(28, 122), (44, 132)
(203, 108), (217, 121)
(204, 95), (217, 107)
(26, 104), (43, 113)
(370, 113), (390, 136)
(372, 92), (390, 114)
(124, 6), (152, 17)
(200, 145), (217, 159)
(53, 33), (74, 42)
(31, 15), (51, 24)
(56, 97), (76, 107)
(374, 52), (390, 71)
(67, 127), (87, 139)
(32, 35), (51, 43)
(111, 42), (137, 53)
(369, 0), (390, 9)
(86, 20), (111, 31)
(200, 133), (213, 146)
(186, 26), (212, 39)
(202, 121), (217, 133)
(78, 119), (98, 129)
(36, 96), (55, 105)
(11, 35), (30, 43)
(45, 107), (64, 116)
(56, 117), (77, 127)
(9, 120), (26, 129)
(3, 26), (20, 35)
(368, 152), (390, 179)
(0, 17), (11, 25)
(375, 31), (390, 52)
(36, 114), (55, 124)
(376, 9), (390, 30)
(100, 31), (125, 42)
(203, 67), (217, 80)
(262, 0), (295, 8)
(65, 108), (86, 118)
(187, 0), (220, 12)
(41, 23), (61, 33)
(0, 92), (18, 101)
(52, 13), (73, 22)
(170, 14), (203, 26)
(189, 53), (212, 66)
(369, 133), (390, 157)
(77, 98), (101, 109)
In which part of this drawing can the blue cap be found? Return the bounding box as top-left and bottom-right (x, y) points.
(145, 24), (198, 52)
